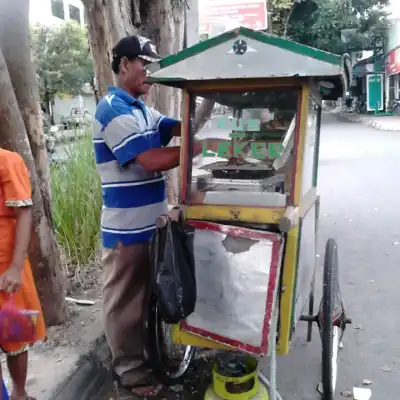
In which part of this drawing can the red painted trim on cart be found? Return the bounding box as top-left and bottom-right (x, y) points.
(260, 238), (281, 352)
(188, 220), (279, 241)
(182, 221), (282, 356)
(290, 93), (303, 203)
(180, 92), (190, 202)
(180, 321), (264, 354)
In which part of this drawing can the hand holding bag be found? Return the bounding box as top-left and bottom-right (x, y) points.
(150, 210), (196, 324)
(0, 294), (38, 343)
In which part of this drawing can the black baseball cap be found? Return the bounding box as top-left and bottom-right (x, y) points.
(112, 35), (161, 65)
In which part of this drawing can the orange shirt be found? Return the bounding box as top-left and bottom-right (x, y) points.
(0, 149), (46, 353)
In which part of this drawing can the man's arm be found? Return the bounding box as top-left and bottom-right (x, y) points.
(136, 147), (181, 172)
(167, 99), (215, 137)
(152, 98), (215, 140)
(136, 141), (207, 172)
(99, 102), (180, 170)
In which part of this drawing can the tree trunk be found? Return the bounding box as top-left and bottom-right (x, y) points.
(0, 0), (51, 210)
(0, 0), (67, 325)
(82, 0), (183, 204)
(82, 0), (215, 205)
(84, 0), (136, 99)
(142, 0), (185, 205)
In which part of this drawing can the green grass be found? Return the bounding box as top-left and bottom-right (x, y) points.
(51, 132), (102, 270)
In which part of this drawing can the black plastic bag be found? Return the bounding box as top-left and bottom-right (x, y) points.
(150, 215), (196, 323)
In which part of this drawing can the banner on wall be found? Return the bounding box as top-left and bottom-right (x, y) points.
(386, 47), (400, 76)
(199, 0), (267, 39)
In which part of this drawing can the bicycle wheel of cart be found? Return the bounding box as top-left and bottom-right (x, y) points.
(318, 238), (343, 400)
(146, 295), (196, 385)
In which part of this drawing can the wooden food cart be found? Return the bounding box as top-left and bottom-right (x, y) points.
(146, 27), (353, 400)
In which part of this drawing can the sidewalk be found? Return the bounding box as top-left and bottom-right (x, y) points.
(340, 112), (400, 132)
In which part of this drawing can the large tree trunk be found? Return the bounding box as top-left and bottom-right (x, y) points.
(0, 0), (51, 214)
(82, 0), (215, 205)
(0, 0), (67, 325)
(142, 0), (185, 205)
(84, 1), (118, 100)
(83, 0), (184, 204)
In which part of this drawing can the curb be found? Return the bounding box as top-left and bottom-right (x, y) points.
(339, 112), (400, 132)
(366, 119), (400, 132)
(49, 334), (112, 400)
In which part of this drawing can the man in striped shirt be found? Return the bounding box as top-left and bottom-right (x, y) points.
(93, 35), (219, 397)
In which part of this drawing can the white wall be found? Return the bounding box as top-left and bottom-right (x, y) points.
(30, 0), (85, 27)
(387, 20), (400, 53)
(386, 0), (400, 52)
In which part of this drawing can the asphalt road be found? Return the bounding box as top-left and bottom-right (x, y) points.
(269, 113), (400, 399)
(98, 113), (400, 399)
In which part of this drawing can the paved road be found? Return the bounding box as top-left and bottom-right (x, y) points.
(269, 113), (400, 399)
(98, 113), (399, 399)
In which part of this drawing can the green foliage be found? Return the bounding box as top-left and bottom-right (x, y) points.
(271, 0), (389, 54)
(31, 21), (94, 102)
(51, 133), (102, 268)
(270, 0), (293, 36)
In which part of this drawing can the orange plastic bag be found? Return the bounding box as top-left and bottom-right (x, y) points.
(0, 295), (38, 343)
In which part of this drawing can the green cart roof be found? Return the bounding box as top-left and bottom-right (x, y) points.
(147, 26), (351, 100)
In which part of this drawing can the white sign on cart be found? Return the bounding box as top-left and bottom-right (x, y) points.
(181, 221), (282, 356)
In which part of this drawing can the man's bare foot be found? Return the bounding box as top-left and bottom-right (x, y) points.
(130, 383), (162, 397)
(10, 391), (36, 400)
(115, 374), (163, 398)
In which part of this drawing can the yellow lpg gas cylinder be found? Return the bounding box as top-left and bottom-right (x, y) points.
(204, 354), (269, 400)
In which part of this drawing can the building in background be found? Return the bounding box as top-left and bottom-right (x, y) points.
(30, 0), (93, 125)
(30, 0), (85, 27)
(186, 0), (200, 46)
(199, 0), (267, 40)
(385, 0), (400, 109)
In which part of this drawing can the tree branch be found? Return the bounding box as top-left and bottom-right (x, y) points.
(283, 1), (297, 37)
(194, 99), (215, 134)
(131, 0), (141, 26)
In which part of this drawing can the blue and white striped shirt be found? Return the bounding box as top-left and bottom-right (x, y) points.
(93, 86), (179, 248)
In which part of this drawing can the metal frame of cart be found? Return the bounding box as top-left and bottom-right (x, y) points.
(145, 26), (353, 399)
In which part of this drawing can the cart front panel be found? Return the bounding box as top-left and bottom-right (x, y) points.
(181, 221), (282, 356)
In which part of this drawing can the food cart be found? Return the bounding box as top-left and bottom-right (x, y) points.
(146, 27), (353, 399)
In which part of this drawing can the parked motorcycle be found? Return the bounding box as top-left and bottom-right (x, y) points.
(45, 126), (58, 154)
(392, 99), (400, 116)
(345, 95), (355, 113)
(355, 98), (367, 114)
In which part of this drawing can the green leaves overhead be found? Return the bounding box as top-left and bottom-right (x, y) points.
(31, 21), (94, 99)
(271, 0), (389, 54)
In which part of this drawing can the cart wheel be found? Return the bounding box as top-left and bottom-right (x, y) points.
(146, 295), (196, 385)
(318, 239), (343, 400)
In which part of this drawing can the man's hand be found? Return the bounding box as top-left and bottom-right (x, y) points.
(206, 138), (227, 154)
(0, 265), (23, 293)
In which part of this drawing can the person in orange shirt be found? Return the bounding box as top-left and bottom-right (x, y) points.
(0, 149), (46, 400)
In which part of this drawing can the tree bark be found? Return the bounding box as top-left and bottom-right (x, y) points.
(0, 0), (67, 325)
(0, 0), (51, 212)
(83, 0), (215, 205)
(142, 0), (185, 205)
(84, 0), (137, 99)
